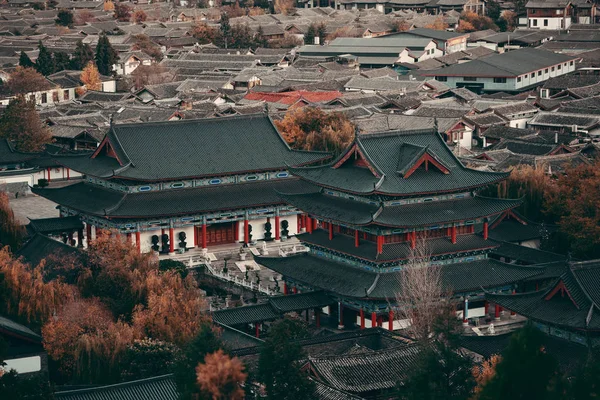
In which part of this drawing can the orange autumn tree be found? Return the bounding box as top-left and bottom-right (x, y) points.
(196, 349), (247, 400)
(42, 298), (138, 383)
(79, 61), (102, 93)
(472, 355), (502, 399)
(275, 107), (355, 156)
(133, 270), (209, 346)
(0, 192), (25, 251)
(0, 247), (75, 327)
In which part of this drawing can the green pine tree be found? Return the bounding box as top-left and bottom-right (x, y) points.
(258, 318), (316, 400)
(71, 40), (95, 70)
(304, 23), (316, 45)
(95, 32), (118, 76)
(18, 51), (33, 68)
(55, 9), (74, 27)
(316, 23), (327, 45)
(478, 324), (564, 400)
(53, 51), (71, 72)
(255, 25), (268, 48)
(35, 41), (55, 76)
(219, 12), (231, 49)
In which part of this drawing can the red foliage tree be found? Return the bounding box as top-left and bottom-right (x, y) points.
(196, 349), (247, 400)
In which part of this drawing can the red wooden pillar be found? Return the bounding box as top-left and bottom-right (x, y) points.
(66, 168), (70, 180)
(292, 286), (298, 294)
(511, 290), (516, 316)
(306, 216), (313, 234)
(371, 312), (377, 328)
(169, 227), (174, 253)
(202, 224), (207, 248)
(243, 219), (249, 244)
(494, 304), (501, 320)
(313, 218), (317, 231)
(275, 216), (280, 241)
(483, 221), (489, 240)
(354, 229), (360, 248)
(484, 300), (489, 316)
(135, 231), (141, 253)
(86, 223), (92, 244)
(315, 308), (321, 328)
(329, 223), (334, 240)
(283, 282), (288, 295)
(47, 167), (51, 183)
(255, 323), (260, 338)
(360, 309), (365, 329)
(410, 230), (416, 249)
(451, 225), (457, 244)
(388, 310), (394, 331)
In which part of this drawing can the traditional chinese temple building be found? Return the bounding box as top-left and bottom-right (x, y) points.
(257, 129), (554, 329)
(487, 260), (600, 347)
(33, 115), (330, 253)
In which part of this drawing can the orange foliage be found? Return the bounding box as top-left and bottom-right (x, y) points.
(458, 11), (498, 32)
(132, 9), (147, 24)
(274, 0), (295, 15)
(425, 17), (449, 30)
(133, 270), (209, 346)
(0, 247), (75, 326)
(80, 61), (102, 92)
(7, 66), (51, 95)
(76, 10), (96, 25)
(472, 354), (501, 398)
(196, 350), (247, 400)
(103, 0), (114, 11)
(274, 107), (355, 156)
(42, 298), (138, 382)
(327, 26), (360, 41)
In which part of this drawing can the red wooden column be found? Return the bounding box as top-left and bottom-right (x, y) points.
(243, 219), (249, 244)
(135, 231), (141, 253)
(451, 225), (457, 244)
(169, 227), (174, 253)
(86, 223), (92, 244)
(371, 312), (377, 328)
(360, 309), (365, 330)
(283, 282), (288, 295)
(292, 286), (298, 294)
(377, 236), (383, 254)
(66, 168), (70, 180)
(338, 302), (344, 329)
(511, 290), (517, 317)
(255, 323), (260, 338)
(313, 218), (317, 231)
(202, 224), (207, 249)
(328, 223), (334, 240)
(388, 310), (394, 331)
(306, 216), (313, 234)
(47, 167), (51, 183)
(484, 300), (489, 316)
(483, 219), (489, 240)
(315, 309), (321, 328)
(410, 230), (416, 249)
(354, 229), (360, 248)
(275, 215), (280, 241)
(494, 304), (501, 320)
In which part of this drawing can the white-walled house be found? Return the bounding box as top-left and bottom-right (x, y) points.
(422, 48), (580, 93)
(113, 52), (154, 76)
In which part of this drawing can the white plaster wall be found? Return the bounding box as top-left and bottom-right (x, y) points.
(101, 80), (117, 93)
(529, 17), (571, 29)
(3, 356), (41, 374)
(509, 118), (530, 129)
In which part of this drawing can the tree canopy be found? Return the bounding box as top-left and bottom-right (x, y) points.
(0, 94), (53, 152)
(55, 9), (74, 27)
(71, 40), (95, 70)
(35, 41), (55, 76)
(7, 66), (50, 96)
(95, 32), (118, 76)
(274, 107), (355, 156)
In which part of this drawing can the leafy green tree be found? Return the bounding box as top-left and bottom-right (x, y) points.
(258, 317), (316, 400)
(0, 95), (53, 152)
(71, 40), (95, 70)
(400, 301), (475, 400)
(478, 324), (563, 400)
(567, 348), (600, 400)
(486, 0), (501, 21)
(35, 41), (55, 76)
(55, 9), (74, 27)
(174, 323), (224, 399)
(95, 32), (118, 76)
(304, 23), (316, 44)
(18, 51), (33, 68)
(230, 23), (253, 49)
(316, 23), (327, 44)
(53, 51), (71, 72)
(255, 25), (268, 48)
(219, 12), (231, 48)
(159, 259), (188, 278)
(120, 338), (182, 381)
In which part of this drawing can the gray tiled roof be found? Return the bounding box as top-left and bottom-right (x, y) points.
(54, 374), (178, 400)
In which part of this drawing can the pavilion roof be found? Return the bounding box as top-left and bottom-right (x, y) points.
(53, 114), (330, 182)
(280, 191), (521, 228)
(299, 230), (498, 263)
(28, 216), (83, 234)
(289, 129), (509, 196)
(17, 234), (82, 268)
(256, 253), (545, 299)
(32, 179), (315, 219)
(486, 260), (600, 331)
(308, 344), (421, 393)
